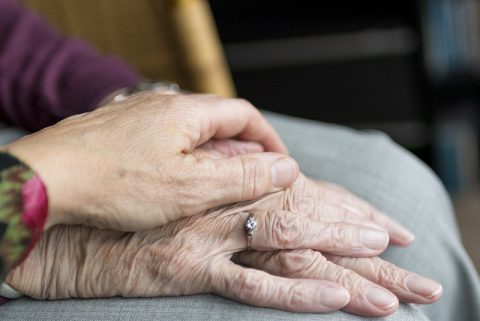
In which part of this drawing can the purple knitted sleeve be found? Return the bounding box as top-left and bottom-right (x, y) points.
(0, 0), (142, 131)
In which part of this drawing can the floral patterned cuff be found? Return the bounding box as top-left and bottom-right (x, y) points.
(0, 152), (48, 284)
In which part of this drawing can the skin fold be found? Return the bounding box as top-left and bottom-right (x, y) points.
(5, 141), (442, 317)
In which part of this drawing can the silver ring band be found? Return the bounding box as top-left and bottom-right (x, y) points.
(245, 213), (257, 251)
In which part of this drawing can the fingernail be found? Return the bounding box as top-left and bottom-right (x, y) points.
(388, 221), (415, 243)
(366, 287), (397, 310)
(319, 287), (350, 309)
(361, 228), (389, 250)
(406, 275), (442, 298)
(271, 158), (297, 188)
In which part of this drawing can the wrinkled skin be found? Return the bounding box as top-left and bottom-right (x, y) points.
(1, 93), (298, 232)
(6, 142), (442, 317)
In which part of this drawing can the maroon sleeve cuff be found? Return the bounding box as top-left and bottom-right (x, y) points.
(39, 43), (142, 118)
(0, 0), (142, 132)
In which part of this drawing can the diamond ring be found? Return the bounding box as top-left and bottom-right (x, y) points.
(245, 213), (257, 251)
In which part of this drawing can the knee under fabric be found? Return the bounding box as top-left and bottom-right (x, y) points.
(263, 111), (480, 321)
(1, 115), (480, 320)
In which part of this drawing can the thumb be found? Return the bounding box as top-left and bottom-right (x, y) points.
(193, 152), (299, 211)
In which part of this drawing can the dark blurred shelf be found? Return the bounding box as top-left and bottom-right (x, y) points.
(209, 1), (419, 43)
(209, 0), (432, 162)
(231, 55), (426, 124)
(428, 75), (480, 104)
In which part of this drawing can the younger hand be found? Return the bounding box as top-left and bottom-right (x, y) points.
(2, 93), (298, 231)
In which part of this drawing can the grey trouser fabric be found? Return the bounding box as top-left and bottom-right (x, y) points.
(1, 112), (480, 320)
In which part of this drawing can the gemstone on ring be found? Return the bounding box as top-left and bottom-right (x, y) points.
(246, 215), (257, 232)
(246, 213), (256, 251)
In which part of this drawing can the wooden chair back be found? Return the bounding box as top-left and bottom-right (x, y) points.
(20, 0), (236, 97)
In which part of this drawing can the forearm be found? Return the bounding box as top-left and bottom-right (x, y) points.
(0, 0), (141, 131)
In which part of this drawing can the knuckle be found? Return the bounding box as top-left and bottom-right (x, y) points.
(277, 249), (321, 277)
(321, 260), (364, 290)
(285, 189), (315, 214)
(235, 270), (266, 302)
(374, 260), (404, 286)
(336, 268), (363, 290)
(284, 283), (311, 310)
(329, 224), (356, 251)
(271, 211), (304, 247)
(240, 157), (269, 199)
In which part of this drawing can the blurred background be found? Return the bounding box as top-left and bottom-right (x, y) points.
(207, 0), (480, 272)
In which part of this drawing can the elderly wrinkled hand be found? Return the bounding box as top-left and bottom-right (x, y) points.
(1, 93), (298, 231)
(199, 141), (442, 315)
(5, 142), (441, 317)
(199, 139), (415, 247)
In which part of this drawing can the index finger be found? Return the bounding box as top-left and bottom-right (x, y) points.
(297, 176), (415, 246)
(211, 262), (350, 313)
(188, 95), (288, 154)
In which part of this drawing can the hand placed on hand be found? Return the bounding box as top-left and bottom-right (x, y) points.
(198, 139), (415, 247)
(5, 141), (441, 317)
(2, 93), (298, 231)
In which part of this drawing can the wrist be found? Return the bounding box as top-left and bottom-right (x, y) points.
(3, 226), (79, 300)
(1, 137), (64, 230)
(98, 80), (181, 107)
(4, 244), (46, 300)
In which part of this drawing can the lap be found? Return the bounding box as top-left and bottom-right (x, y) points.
(264, 111), (480, 321)
(2, 113), (480, 320)
(1, 295), (428, 321)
